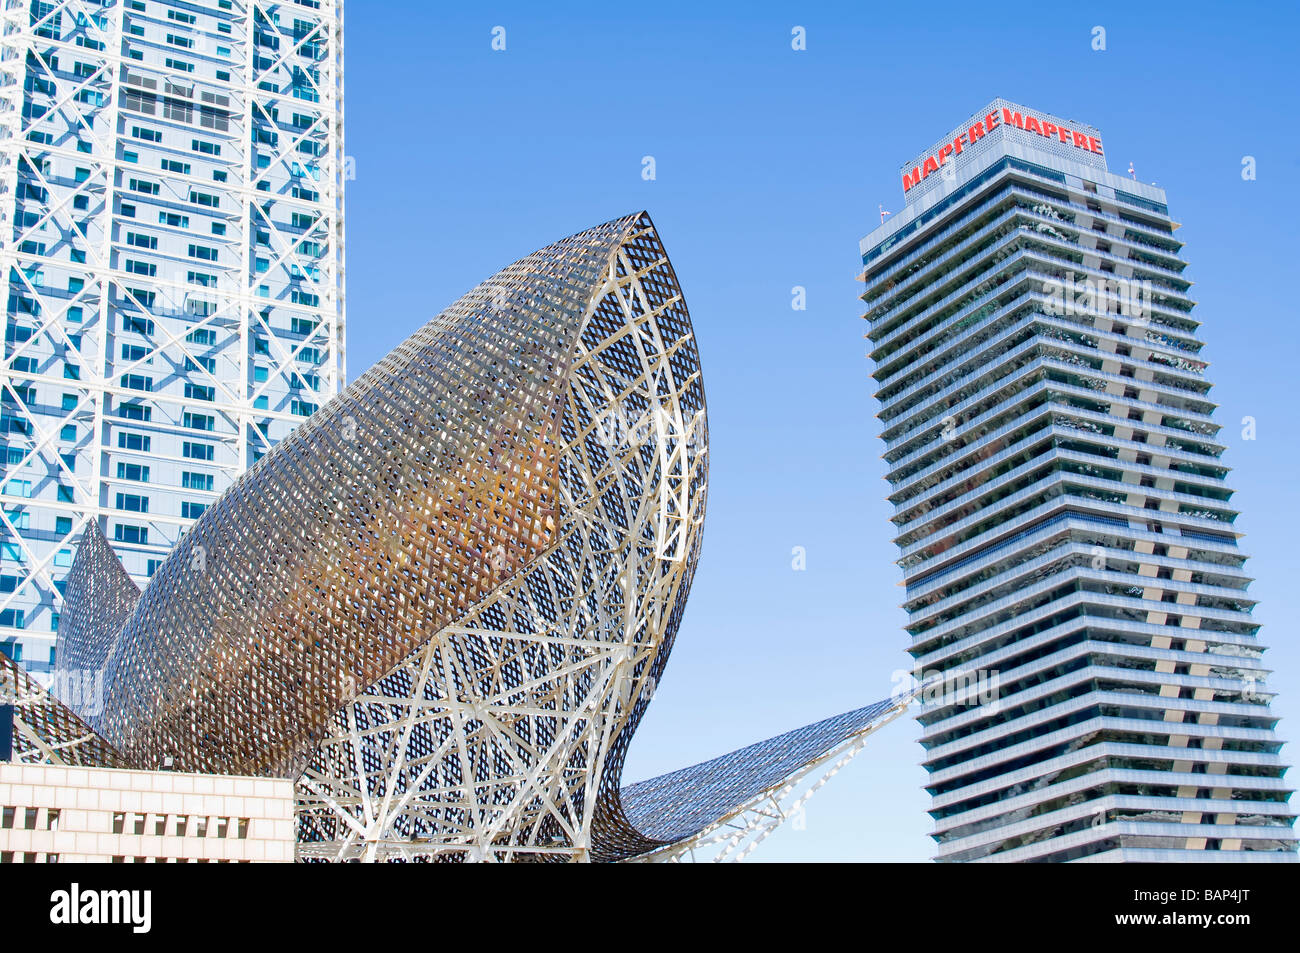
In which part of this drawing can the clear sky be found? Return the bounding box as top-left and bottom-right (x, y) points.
(341, 0), (1300, 860)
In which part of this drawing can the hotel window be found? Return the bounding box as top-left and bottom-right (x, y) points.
(114, 524), (148, 545)
(115, 493), (148, 513)
(183, 441), (214, 461)
(182, 472), (214, 491)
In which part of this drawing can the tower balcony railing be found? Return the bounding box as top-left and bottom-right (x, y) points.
(864, 205), (1046, 312)
(934, 797), (1296, 862)
(873, 252), (1198, 375)
(878, 299), (1045, 405)
(894, 440), (1233, 544)
(909, 581), (1257, 671)
(907, 557), (1257, 642)
(884, 346), (1218, 457)
(879, 303), (1209, 417)
(898, 473), (1240, 573)
(866, 201), (1194, 330)
(890, 408), (1227, 517)
(888, 364), (1225, 479)
(927, 745), (1287, 817)
(929, 764), (1294, 842)
(922, 677), (1278, 755)
(898, 488), (1237, 585)
(863, 173), (1186, 298)
(923, 732), (1287, 795)
(904, 504), (1248, 624)
(915, 615), (1268, 703)
(894, 452), (1237, 553)
(918, 630), (1270, 726)
(924, 702), (1281, 771)
(886, 391), (1226, 491)
(884, 338), (1216, 454)
(874, 271), (1202, 400)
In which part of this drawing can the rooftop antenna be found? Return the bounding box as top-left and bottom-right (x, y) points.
(879, 203), (890, 224)
(1128, 162), (1137, 180)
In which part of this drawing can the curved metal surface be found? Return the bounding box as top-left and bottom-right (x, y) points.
(619, 697), (904, 847)
(92, 214), (657, 779)
(53, 521), (139, 688)
(294, 212), (708, 860)
(54, 212), (904, 862)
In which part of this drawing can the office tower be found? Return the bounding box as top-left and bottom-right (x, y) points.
(0, 0), (345, 675)
(860, 99), (1295, 861)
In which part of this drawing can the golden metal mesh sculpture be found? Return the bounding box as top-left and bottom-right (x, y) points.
(290, 212), (709, 860)
(42, 212), (910, 861)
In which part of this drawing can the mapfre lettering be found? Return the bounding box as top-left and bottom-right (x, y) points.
(902, 107), (1103, 193)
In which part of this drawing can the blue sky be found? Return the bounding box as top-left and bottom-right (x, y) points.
(341, 0), (1300, 860)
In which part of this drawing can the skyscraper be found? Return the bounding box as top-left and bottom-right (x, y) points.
(0, 0), (344, 675)
(860, 99), (1295, 862)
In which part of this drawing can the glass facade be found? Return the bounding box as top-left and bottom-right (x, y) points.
(0, 0), (345, 674)
(861, 100), (1295, 862)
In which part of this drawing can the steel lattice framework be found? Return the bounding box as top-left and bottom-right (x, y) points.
(37, 213), (911, 861)
(0, 650), (124, 767)
(52, 520), (138, 678)
(290, 212), (709, 861)
(623, 697), (911, 862)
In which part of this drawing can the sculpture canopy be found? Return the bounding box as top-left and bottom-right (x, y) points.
(35, 213), (906, 861)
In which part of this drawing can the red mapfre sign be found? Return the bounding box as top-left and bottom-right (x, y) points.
(902, 107), (1103, 193)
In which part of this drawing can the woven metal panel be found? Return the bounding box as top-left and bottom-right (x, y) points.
(53, 522), (140, 692)
(92, 215), (641, 779)
(0, 652), (125, 768)
(19, 212), (906, 861)
(619, 698), (900, 846)
(294, 213), (710, 860)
